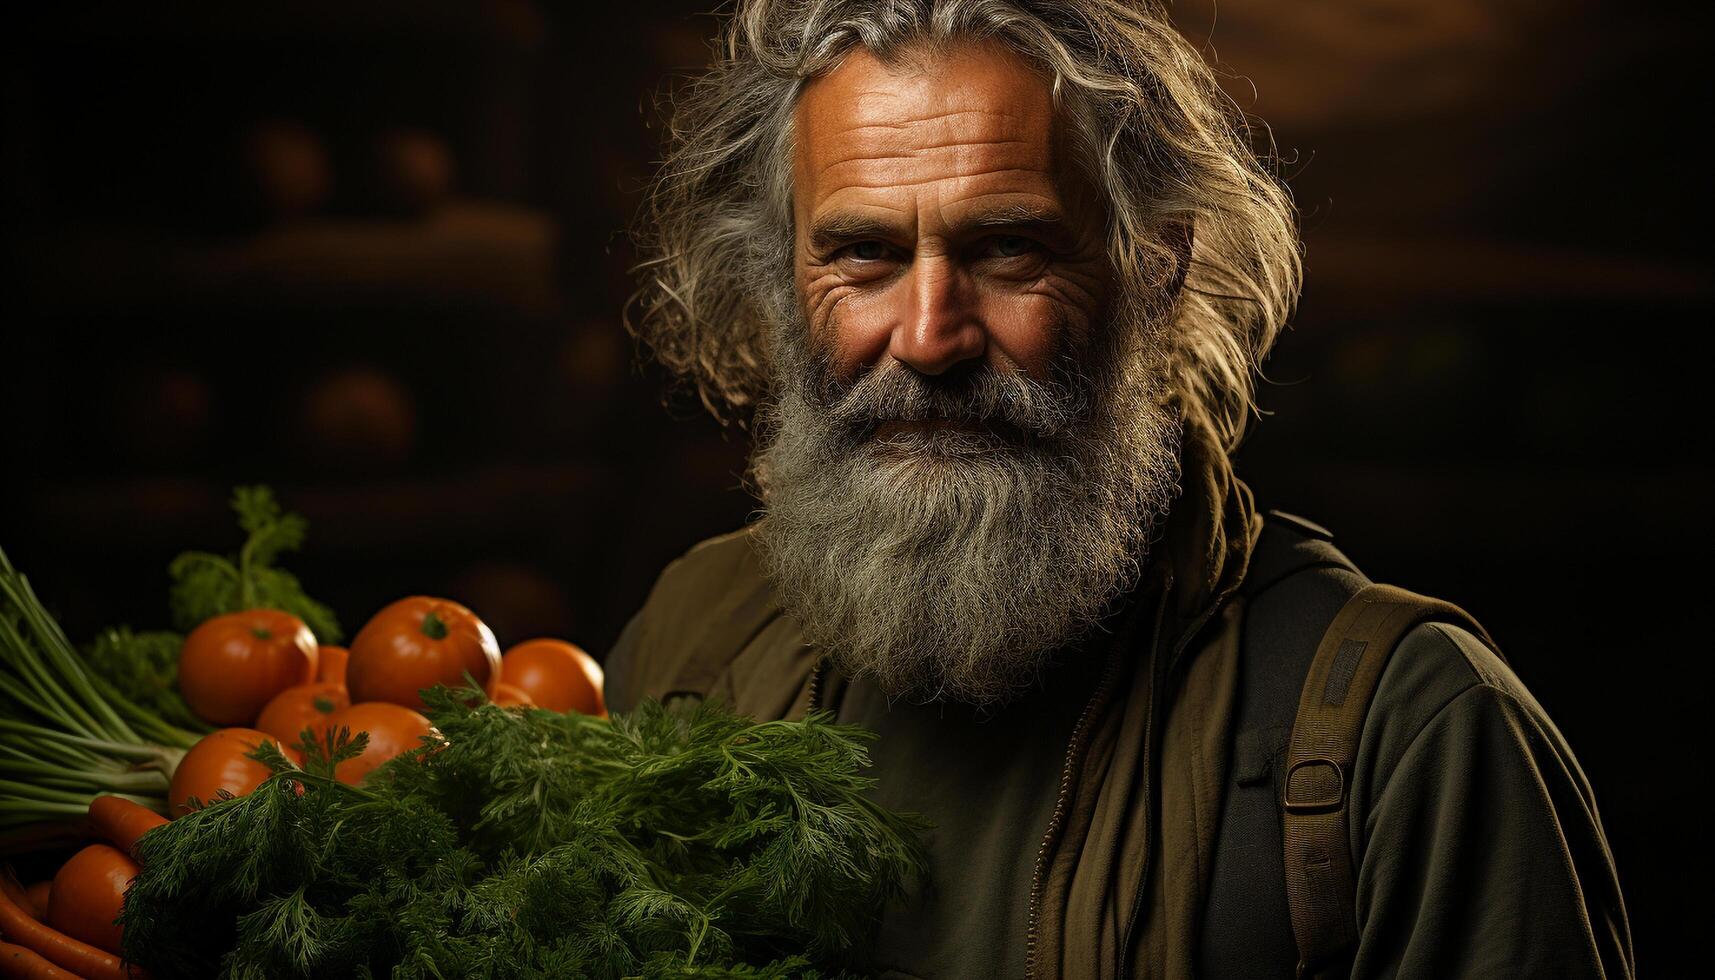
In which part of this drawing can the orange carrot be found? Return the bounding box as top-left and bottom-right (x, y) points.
(86, 798), (167, 858)
(0, 940), (79, 979)
(0, 874), (32, 922)
(0, 887), (128, 980)
(20, 888), (47, 922)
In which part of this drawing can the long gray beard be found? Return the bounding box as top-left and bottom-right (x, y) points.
(751, 300), (1184, 707)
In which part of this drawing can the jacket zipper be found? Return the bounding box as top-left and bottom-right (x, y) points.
(1114, 584), (1234, 980)
(805, 654), (829, 713)
(1022, 588), (1154, 979)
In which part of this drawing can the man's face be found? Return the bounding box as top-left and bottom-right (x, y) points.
(754, 41), (1182, 706)
(792, 43), (1113, 399)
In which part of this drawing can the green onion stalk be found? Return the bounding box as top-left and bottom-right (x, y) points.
(0, 545), (197, 848)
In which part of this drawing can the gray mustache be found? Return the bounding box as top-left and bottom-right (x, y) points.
(819, 360), (1091, 442)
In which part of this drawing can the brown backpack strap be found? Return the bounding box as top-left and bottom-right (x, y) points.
(1282, 584), (1499, 979)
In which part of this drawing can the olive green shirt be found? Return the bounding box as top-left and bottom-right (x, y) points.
(605, 524), (1633, 979)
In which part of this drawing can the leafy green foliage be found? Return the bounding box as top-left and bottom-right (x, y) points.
(0, 546), (198, 831)
(122, 693), (926, 979)
(81, 627), (210, 733)
(167, 486), (341, 642)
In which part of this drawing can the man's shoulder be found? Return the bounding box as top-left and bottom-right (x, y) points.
(603, 525), (783, 712)
(1345, 620), (1629, 978)
(1237, 510), (1552, 771)
(652, 526), (763, 601)
(1382, 619), (1524, 719)
(1204, 513), (1620, 975)
(1241, 509), (1359, 597)
(1361, 617), (1553, 791)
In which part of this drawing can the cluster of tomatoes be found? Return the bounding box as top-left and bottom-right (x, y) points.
(172, 595), (606, 810)
(0, 597), (603, 978)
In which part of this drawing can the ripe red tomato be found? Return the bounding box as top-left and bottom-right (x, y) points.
(317, 702), (437, 785)
(168, 727), (288, 815)
(316, 644), (350, 686)
(179, 610), (318, 725)
(256, 682), (351, 746)
(500, 639), (605, 715)
(45, 843), (139, 954)
(346, 597), (499, 710)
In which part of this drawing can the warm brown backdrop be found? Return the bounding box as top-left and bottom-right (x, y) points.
(2, 2), (1706, 972)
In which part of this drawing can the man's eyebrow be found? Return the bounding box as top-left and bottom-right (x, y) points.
(808, 203), (1070, 253)
(957, 202), (1068, 232)
(807, 213), (903, 253)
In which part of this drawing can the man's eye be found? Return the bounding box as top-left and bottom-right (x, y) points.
(992, 235), (1038, 258)
(846, 241), (887, 261)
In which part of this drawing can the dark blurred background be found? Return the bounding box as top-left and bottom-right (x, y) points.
(1, 1), (1707, 972)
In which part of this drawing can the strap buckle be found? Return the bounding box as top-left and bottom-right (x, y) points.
(1283, 758), (1346, 814)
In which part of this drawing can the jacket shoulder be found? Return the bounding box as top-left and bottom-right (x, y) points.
(654, 527), (761, 607)
(603, 526), (776, 712)
(1203, 512), (1524, 977)
(1348, 620), (1633, 978)
(1242, 509), (1362, 597)
(1356, 618), (1546, 808)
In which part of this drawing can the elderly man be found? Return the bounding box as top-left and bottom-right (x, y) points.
(607, 2), (1632, 978)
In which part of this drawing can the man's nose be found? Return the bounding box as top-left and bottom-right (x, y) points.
(889, 257), (986, 375)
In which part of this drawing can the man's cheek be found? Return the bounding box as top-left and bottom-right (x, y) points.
(978, 293), (1079, 378)
(820, 287), (904, 379)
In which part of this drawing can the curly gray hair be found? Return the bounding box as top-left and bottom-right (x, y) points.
(629, 0), (1300, 456)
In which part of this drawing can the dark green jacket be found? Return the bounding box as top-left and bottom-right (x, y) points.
(605, 428), (1633, 979)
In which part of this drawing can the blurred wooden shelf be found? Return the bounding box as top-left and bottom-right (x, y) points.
(15, 201), (562, 317)
(1248, 462), (1712, 558)
(9, 461), (616, 558)
(1299, 233), (1710, 309)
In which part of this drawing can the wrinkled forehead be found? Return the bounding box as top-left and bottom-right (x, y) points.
(791, 42), (1067, 211)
